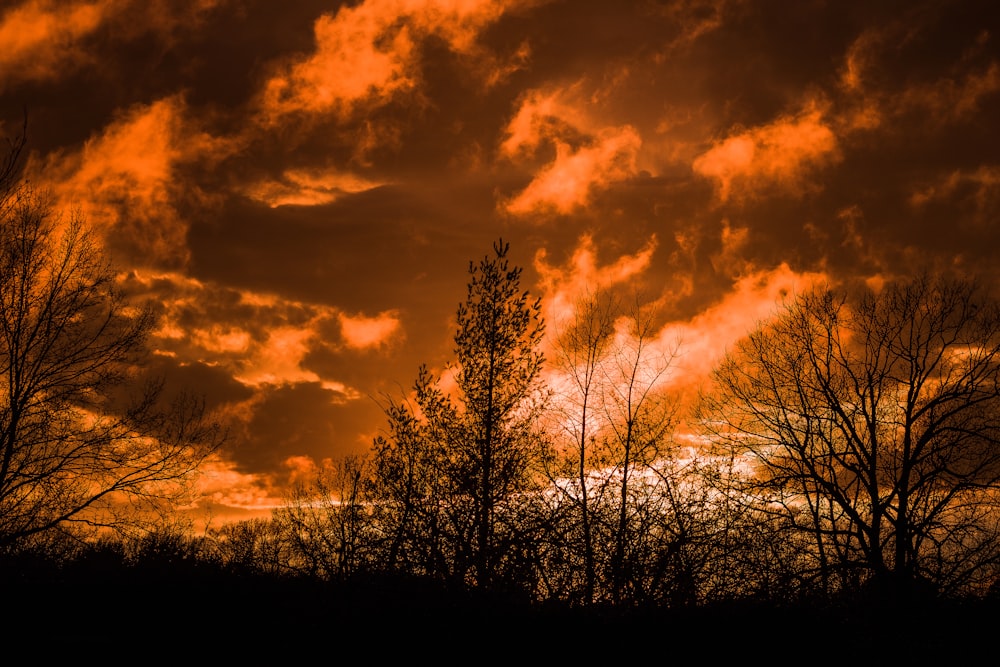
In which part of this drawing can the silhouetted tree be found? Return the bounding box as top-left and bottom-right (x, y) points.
(548, 290), (616, 604)
(0, 152), (221, 547)
(209, 517), (293, 577)
(700, 275), (1000, 599)
(546, 292), (710, 606)
(601, 298), (677, 604)
(372, 239), (549, 591)
(276, 455), (375, 579)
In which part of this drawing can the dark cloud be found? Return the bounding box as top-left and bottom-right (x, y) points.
(228, 382), (383, 478)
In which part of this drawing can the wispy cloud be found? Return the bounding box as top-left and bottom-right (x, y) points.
(693, 101), (838, 202)
(25, 96), (236, 267)
(256, 0), (535, 125)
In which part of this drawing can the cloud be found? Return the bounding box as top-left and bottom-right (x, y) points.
(25, 96), (236, 267)
(235, 326), (331, 389)
(499, 85), (592, 158)
(499, 83), (644, 216)
(534, 234), (657, 330)
(339, 311), (403, 350)
(143, 275), (339, 388)
(0, 0), (231, 91)
(709, 220), (751, 278)
(838, 20), (999, 130)
(194, 456), (285, 514)
(244, 167), (384, 207)
(909, 165), (1000, 223)
(0, 0), (115, 90)
(692, 102), (838, 202)
(505, 127), (641, 216)
(651, 0), (739, 56)
(539, 259), (827, 439)
(661, 263), (828, 390)
(257, 0), (531, 124)
(127, 270), (398, 392)
(900, 62), (1000, 124)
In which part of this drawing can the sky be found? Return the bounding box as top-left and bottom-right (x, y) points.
(1, 0), (998, 521)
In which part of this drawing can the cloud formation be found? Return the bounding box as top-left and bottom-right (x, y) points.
(0, 0), (113, 89)
(500, 84), (643, 215)
(693, 102), (838, 202)
(257, 0), (532, 124)
(26, 97), (234, 267)
(339, 311), (403, 350)
(5, 0), (998, 518)
(245, 168), (384, 208)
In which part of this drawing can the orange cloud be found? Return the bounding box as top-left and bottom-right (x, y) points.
(258, 0), (531, 124)
(500, 85), (591, 158)
(132, 272), (330, 383)
(339, 311), (403, 350)
(657, 263), (828, 390)
(195, 455), (287, 515)
(839, 26), (999, 130)
(709, 220), (751, 278)
(236, 326), (325, 388)
(505, 126), (641, 215)
(245, 167), (383, 207)
(534, 234), (657, 330)
(0, 0), (114, 90)
(130, 271), (398, 391)
(25, 96), (235, 267)
(909, 165), (1000, 221)
(0, 1), (230, 90)
(539, 259), (826, 442)
(693, 103), (839, 202)
(900, 62), (1000, 123)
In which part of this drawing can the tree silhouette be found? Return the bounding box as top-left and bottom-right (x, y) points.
(548, 289), (616, 604)
(700, 275), (1000, 599)
(0, 142), (221, 548)
(372, 239), (549, 590)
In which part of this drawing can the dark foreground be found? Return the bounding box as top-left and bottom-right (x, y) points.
(5, 551), (998, 660)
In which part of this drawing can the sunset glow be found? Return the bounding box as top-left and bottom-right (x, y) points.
(3, 0), (997, 523)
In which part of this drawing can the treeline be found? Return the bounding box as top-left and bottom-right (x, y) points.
(8, 233), (1000, 615)
(6, 215), (1000, 619)
(194, 244), (1000, 609)
(6, 125), (1000, 652)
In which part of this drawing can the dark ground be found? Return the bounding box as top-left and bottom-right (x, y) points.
(4, 552), (998, 660)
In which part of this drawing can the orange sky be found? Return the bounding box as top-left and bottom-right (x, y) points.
(2, 0), (998, 519)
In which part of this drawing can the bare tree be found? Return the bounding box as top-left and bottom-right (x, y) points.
(548, 289), (616, 604)
(700, 275), (1000, 599)
(276, 455), (375, 580)
(600, 298), (677, 604)
(209, 517), (292, 576)
(0, 182), (221, 548)
(546, 292), (686, 605)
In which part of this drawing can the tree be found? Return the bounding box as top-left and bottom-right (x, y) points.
(275, 455), (375, 580)
(597, 298), (678, 604)
(546, 291), (699, 606)
(548, 290), (616, 604)
(0, 174), (221, 548)
(372, 239), (549, 591)
(700, 275), (1000, 599)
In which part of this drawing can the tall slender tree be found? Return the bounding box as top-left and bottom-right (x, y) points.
(372, 239), (549, 590)
(549, 290), (616, 604)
